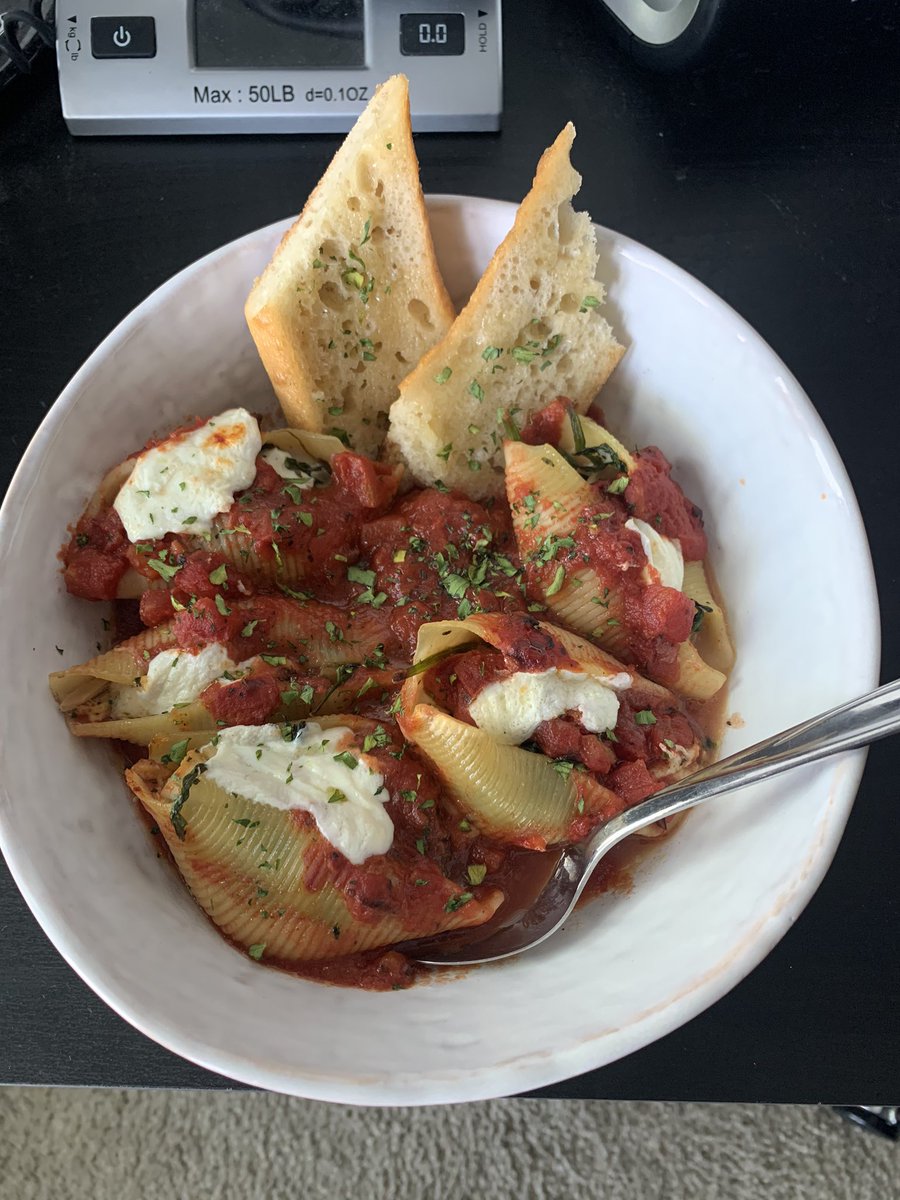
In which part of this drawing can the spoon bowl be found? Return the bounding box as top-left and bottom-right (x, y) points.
(413, 678), (900, 966)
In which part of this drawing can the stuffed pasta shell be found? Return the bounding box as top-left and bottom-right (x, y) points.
(397, 612), (708, 850)
(504, 403), (732, 699)
(127, 718), (504, 965)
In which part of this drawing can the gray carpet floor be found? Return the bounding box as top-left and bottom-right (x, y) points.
(0, 1090), (897, 1199)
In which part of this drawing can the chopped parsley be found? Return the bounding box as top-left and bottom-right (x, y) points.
(333, 751), (358, 770)
(467, 863), (487, 886)
(445, 892), (474, 912)
(362, 726), (389, 753)
(170, 761), (208, 841)
(434, 367), (452, 385)
(692, 600), (714, 634)
(546, 564), (566, 596)
(148, 558), (181, 583)
(208, 564), (227, 586)
(247, 943), (265, 960)
(160, 738), (189, 766)
(634, 710), (657, 725)
(327, 788), (348, 804)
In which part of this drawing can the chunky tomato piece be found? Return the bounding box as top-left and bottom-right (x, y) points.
(62, 508), (130, 600)
(201, 672), (282, 725)
(520, 396), (571, 446)
(605, 760), (660, 806)
(626, 446), (707, 561)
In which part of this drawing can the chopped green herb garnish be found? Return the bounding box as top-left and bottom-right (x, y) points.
(208, 564), (227, 586)
(468, 380), (484, 402)
(248, 943), (265, 960)
(691, 600), (714, 634)
(467, 863), (487, 886)
(545, 564), (566, 596)
(170, 761), (208, 841)
(333, 751), (358, 770)
(362, 726), (389, 753)
(148, 558), (181, 582)
(160, 738), (189, 766)
(635, 710), (657, 725)
(348, 565), (376, 588)
(445, 892), (474, 912)
(434, 366), (452, 385)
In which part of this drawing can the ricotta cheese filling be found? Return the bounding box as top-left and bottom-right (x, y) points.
(468, 667), (632, 746)
(204, 723), (392, 865)
(111, 643), (236, 718)
(113, 408), (262, 541)
(624, 517), (685, 591)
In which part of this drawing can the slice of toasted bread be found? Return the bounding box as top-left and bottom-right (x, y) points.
(245, 75), (455, 457)
(385, 123), (624, 499)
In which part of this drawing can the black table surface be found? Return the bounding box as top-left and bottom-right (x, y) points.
(2, 1), (899, 1101)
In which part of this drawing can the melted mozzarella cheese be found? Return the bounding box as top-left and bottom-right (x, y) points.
(468, 667), (632, 746)
(111, 643), (235, 718)
(113, 408), (262, 542)
(625, 518), (684, 591)
(204, 723), (391, 865)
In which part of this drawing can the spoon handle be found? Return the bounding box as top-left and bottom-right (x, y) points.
(584, 676), (900, 868)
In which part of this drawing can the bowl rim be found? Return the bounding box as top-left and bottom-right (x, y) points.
(0, 196), (881, 1104)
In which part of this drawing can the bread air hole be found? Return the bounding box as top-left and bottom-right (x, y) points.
(355, 155), (374, 193)
(395, 351), (409, 365)
(557, 203), (578, 245)
(370, 225), (386, 246)
(559, 293), (580, 314)
(318, 282), (350, 313)
(375, 179), (385, 199)
(408, 299), (434, 329)
(558, 354), (573, 373)
(319, 238), (342, 261)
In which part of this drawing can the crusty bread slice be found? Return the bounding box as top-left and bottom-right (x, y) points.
(245, 75), (455, 457)
(385, 123), (624, 499)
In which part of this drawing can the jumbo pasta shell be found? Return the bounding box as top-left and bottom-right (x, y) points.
(128, 748), (502, 961)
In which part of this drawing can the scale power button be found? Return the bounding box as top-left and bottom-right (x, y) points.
(90, 16), (156, 59)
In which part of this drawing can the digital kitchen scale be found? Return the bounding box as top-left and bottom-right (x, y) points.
(57, 1), (501, 135)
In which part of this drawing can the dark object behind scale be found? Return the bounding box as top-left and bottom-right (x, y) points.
(0, 0), (54, 90)
(593, 0), (900, 71)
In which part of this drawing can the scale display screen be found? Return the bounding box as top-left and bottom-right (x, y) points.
(399, 13), (465, 56)
(194, 0), (366, 69)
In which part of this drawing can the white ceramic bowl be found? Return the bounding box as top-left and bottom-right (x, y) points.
(0, 197), (878, 1105)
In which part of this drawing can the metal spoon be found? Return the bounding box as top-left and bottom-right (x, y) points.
(412, 678), (900, 966)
